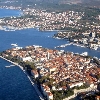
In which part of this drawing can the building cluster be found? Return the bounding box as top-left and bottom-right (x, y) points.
(0, 8), (84, 31)
(0, 7), (100, 33)
(82, 32), (100, 50)
(55, 31), (100, 51)
(0, 6), (21, 10)
(2, 45), (100, 100)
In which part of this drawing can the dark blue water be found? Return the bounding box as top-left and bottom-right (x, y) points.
(0, 29), (67, 51)
(0, 8), (99, 59)
(0, 58), (39, 100)
(0, 8), (100, 100)
(0, 9), (40, 100)
(0, 28), (100, 58)
(0, 9), (22, 18)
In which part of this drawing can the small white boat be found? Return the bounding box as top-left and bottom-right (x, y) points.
(5, 65), (15, 68)
(10, 65), (15, 67)
(11, 43), (18, 47)
(5, 66), (11, 68)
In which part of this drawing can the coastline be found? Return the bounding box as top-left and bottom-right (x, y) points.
(0, 45), (100, 100)
(0, 56), (44, 100)
(54, 35), (100, 53)
(0, 25), (66, 32)
(0, 4), (100, 100)
(0, 6), (22, 10)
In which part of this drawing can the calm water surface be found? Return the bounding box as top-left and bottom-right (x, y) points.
(0, 28), (100, 58)
(0, 9), (40, 100)
(0, 9), (22, 18)
(0, 58), (40, 100)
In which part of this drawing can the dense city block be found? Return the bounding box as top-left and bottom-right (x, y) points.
(1, 45), (100, 99)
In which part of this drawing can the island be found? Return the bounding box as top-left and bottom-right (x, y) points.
(0, 45), (100, 100)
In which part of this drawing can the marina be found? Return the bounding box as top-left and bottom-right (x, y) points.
(55, 41), (100, 53)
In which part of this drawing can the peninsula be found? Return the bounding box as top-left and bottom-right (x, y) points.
(0, 1), (100, 99)
(0, 45), (100, 100)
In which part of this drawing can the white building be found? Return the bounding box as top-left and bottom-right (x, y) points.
(68, 82), (84, 89)
(20, 57), (32, 62)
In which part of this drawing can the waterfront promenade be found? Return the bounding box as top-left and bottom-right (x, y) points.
(0, 56), (44, 100)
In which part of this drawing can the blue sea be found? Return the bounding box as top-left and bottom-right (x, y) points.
(0, 9), (40, 100)
(0, 58), (40, 100)
(0, 8), (100, 100)
(0, 28), (100, 58)
(0, 9), (22, 18)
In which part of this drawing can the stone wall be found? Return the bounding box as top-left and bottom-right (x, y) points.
(63, 85), (97, 100)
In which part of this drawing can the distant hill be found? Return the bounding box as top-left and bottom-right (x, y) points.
(1, 0), (100, 9)
(23, 0), (100, 5)
(82, 0), (100, 6)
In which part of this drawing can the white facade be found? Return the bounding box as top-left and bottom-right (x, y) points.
(21, 57), (32, 61)
(69, 82), (83, 88)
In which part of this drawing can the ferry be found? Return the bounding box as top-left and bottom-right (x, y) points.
(80, 52), (88, 56)
(11, 43), (18, 47)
